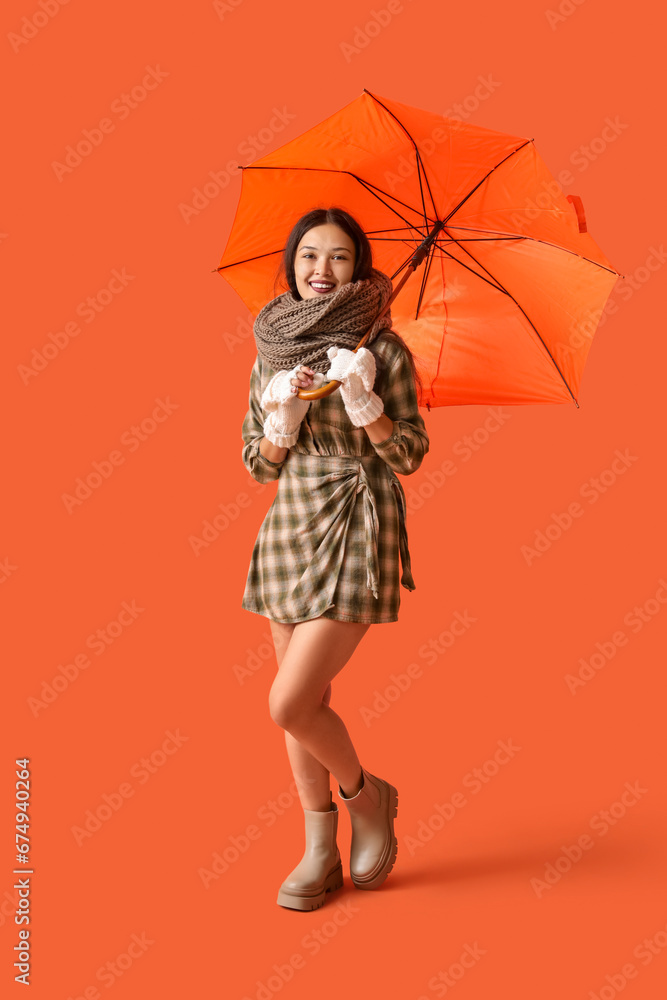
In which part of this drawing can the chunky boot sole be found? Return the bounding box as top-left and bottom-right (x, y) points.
(276, 861), (344, 911)
(350, 784), (398, 890)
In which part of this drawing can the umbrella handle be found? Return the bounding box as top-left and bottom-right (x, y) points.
(297, 220), (443, 400)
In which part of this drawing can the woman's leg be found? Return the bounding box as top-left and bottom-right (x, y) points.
(268, 617), (370, 803)
(269, 619), (333, 813)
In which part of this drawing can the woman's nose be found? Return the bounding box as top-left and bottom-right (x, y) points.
(314, 257), (332, 275)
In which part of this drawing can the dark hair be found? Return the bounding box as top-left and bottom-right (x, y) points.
(272, 206), (424, 399)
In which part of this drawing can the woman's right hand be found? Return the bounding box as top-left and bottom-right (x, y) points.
(289, 365), (316, 394)
(261, 366), (324, 410)
(260, 365), (325, 449)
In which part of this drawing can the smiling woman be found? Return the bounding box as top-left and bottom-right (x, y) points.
(240, 205), (430, 912)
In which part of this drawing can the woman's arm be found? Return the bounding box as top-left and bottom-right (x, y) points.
(363, 411), (395, 445)
(365, 344), (430, 476)
(241, 356), (288, 483)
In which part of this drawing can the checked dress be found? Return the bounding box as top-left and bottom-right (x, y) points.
(241, 334), (430, 624)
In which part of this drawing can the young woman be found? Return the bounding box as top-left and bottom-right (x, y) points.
(241, 207), (430, 910)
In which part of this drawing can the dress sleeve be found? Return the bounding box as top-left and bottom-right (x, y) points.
(369, 343), (430, 476)
(241, 355), (287, 484)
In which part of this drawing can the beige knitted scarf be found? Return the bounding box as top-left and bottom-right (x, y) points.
(253, 267), (394, 373)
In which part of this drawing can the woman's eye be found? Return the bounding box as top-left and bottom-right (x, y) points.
(301, 253), (348, 260)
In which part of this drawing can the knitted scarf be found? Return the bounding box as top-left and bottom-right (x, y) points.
(252, 267), (394, 373)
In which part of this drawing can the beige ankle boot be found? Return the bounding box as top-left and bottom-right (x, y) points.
(338, 768), (398, 889)
(276, 794), (343, 911)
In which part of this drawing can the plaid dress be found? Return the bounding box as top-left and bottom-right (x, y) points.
(241, 335), (430, 624)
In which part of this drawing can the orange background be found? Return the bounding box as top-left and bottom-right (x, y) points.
(3, 1), (666, 997)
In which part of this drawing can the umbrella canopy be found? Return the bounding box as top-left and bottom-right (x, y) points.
(217, 89), (621, 408)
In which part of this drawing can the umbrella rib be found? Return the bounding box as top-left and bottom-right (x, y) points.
(241, 164), (434, 233)
(447, 226), (619, 274)
(443, 141), (533, 224)
(365, 226), (421, 235)
(215, 248), (283, 271)
(363, 88), (440, 222)
(445, 225), (620, 276)
(414, 151), (430, 233)
(444, 236), (579, 405)
(353, 176), (427, 233)
(433, 240), (507, 294)
(216, 237), (523, 271)
(348, 177), (435, 227)
(369, 235), (524, 243)
(414, 240), (437, 319)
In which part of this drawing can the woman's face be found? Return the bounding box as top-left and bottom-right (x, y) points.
(293, 223), (356, 299)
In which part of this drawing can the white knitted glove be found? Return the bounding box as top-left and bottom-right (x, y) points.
(260, 367), (326, 449)
(326, 346), (384, 428)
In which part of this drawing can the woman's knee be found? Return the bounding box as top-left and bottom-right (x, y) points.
(269, 682), (326, 731)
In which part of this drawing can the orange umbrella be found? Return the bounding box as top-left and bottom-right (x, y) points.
(216, 89), (621, 409)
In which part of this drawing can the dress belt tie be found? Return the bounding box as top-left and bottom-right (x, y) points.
(355, 462), (380, 599)
(283, 450), (416, 600)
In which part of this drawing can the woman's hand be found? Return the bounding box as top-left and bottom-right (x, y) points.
(326, 346), (385, 428)
(260, 365), (325, 448)
(289, 365), (318, 394)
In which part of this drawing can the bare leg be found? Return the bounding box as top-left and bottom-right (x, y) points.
(269, 620), (333, 812)
(268, 617), (370, 802)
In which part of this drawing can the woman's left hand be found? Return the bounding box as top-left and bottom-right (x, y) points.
(326, 346), (385, 428)
(326, 346), (375, 390)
